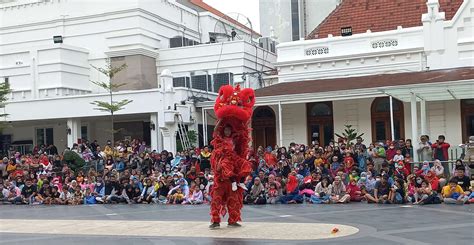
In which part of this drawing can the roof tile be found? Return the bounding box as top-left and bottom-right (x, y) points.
(307, 0), (463, 39)
(255, 67), (474, 98)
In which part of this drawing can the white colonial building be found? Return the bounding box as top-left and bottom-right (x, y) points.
(200, 0), (474, 161)
(0, 0), (276, 154)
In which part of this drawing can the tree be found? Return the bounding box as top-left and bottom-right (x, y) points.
(90, 59), (132, 144)
(335, 125), (364, 146)
(0, 80), (11, 133)
(63, 150), (85, 174)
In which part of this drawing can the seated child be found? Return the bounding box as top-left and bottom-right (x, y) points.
(442, 179), (469, 204)
(169, 188), (184, 204)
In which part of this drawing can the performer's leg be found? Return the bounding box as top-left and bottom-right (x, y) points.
(227, 188), (244, 225)
(210, 185), (224, 224)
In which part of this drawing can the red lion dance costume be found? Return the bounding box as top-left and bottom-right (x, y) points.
(209, 85), (255, 229)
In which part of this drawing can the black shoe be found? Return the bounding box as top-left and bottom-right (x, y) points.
(227, 223), (242, 228)
(209, 222), (220, 229)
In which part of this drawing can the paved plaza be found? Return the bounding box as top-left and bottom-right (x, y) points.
(0, 203), (473, 244)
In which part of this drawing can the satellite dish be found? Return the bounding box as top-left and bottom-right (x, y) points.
(214, 12), (255, 43)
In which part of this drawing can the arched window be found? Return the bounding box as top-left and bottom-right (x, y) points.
(252, 106), (276, 149)
(307, 102), (334, 146)
(310, 103), (332, 116)
(371, 97), (404, 142)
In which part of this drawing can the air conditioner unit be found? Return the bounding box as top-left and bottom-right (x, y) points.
(258, 37), (278, 53)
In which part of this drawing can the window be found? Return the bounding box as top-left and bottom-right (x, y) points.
(374, 98), (401, 112)
(213, 72), (233, 92)
(191, 75), (211, 91)
(81, 126), (88, 141)
(307, 102), (334, 146)
(371, 97), (404, 142)
(173, 77), (191, 88)
(170, 36), (200, 48)
(310, 103), (332, 116)
(291, 0), (300, 41)
(36, 128), (53, 146)
(252, 106), (276, 149)
(461, 99), (474, 142)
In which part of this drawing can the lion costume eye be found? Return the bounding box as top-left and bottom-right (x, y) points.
(247, 96), (253, 104)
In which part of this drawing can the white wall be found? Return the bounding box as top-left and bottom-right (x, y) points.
(427, 100), (463, 145)
(158, 40), (276, 88)
(333, 98), (373, 142)
(276, 27), (425, 82)
(424, 0), (474, 70)
(280, 103), (307, 146)
(404, 100), (463, 145)
(4, 120), (68, 151)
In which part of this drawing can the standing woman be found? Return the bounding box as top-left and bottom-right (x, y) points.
(417, 135), (433, 162)
(404, 139), (414, 159)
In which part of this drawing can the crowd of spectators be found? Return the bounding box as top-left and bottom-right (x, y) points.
(1, 135), (473, 206)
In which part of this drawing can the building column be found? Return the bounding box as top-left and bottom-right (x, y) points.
(161, 127), (177, 154)
(66, 118), (81, 148)
(278, 101), (283, 147)
(389, 96), (395, 141)
(201, 108), (210, 146)
(410, 93), (418, 161)
(420, 99), (427, 136)
(150, 112), (159, 152)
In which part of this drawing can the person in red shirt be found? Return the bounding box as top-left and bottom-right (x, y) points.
(346, 178), (362, 202)
(431, 135), (450, 161)
(264, 147), (277, 168)
(424, 170), (440, 192)
(386, 142), (397, 164)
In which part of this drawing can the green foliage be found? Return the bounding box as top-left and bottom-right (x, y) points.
(63, 150), (85, 174)
(0, 80), (11, 132)
(335, 125), (364, 145)
(89, 59), (133, 142)
(177, 130), (198, 152)
(90, 99), (133, 114)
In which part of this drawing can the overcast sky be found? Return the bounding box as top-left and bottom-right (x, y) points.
(203, 0), (260, 32)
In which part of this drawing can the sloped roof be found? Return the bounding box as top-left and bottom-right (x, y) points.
(255, 67), (474, 97)
(307, 0), (463, 39)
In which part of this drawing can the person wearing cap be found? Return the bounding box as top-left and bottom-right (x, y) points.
(417, 135), (433, 162)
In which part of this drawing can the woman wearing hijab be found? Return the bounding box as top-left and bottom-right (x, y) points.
(244, 177), (266, 205)
(330, 175), (350, 203)
(451, 159), (470, 177)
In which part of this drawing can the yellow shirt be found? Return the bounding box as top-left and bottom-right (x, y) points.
(314, 158), (324, 167)
(441, 185), (464, 198)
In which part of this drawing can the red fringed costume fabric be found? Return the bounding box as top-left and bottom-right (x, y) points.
(209, 85), (255, 224)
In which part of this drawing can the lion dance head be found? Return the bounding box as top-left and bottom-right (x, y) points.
(214, 85), (255, 123)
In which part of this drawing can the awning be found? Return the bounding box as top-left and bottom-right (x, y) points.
(381, 80), (474, 102)
(196, 67), (474, 108)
